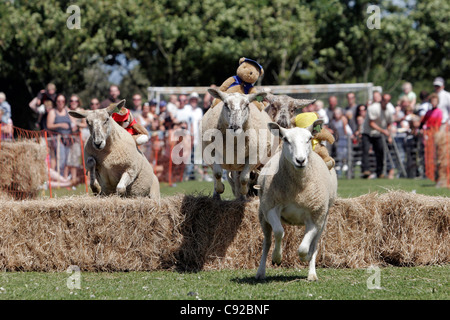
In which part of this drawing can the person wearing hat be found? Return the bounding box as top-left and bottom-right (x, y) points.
(433, 77), (450, 126)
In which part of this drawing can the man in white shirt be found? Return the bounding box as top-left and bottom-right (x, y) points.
(433, 77), (450, 126)
(361, 91), (394, 179)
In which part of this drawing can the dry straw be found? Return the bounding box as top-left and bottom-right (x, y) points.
(0, 141), (47, 199)
(0, 190), (448, 272)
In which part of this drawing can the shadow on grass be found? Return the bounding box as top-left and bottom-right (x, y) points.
(231, 274), (307, 285)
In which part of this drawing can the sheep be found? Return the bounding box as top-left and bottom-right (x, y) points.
(68, 100), (160, 199)
(201, 88), (274, 199)
(255, 121), (337, 281)
(264, 93), (316, 128)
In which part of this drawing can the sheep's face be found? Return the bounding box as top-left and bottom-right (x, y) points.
(268, 122), (315, 170)
(69, 100), (126, 150)
(208, 88), (266, 136)
(265, 94), (316, 129)
(85, 110), (113, 150)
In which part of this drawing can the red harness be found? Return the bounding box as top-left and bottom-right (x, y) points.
(112, 109), (138, 135)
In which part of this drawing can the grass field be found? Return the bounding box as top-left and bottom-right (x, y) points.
(3, 177), (449, 300)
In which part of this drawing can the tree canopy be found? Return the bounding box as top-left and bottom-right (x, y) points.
(0, 0), (448, 129)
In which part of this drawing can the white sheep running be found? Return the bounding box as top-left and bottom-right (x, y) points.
(201, 88), (273, 199)
(69, 100), (160, 199)
(255, 121), (337, 281)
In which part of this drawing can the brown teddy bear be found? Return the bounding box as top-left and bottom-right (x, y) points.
(293, 112), (335, 170)
(212, 57), (266, 110)
(111, 104), (149, 146)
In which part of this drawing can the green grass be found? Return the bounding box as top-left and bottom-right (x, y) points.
(45, 177), (450, 199)
(0, 266), (448, 300)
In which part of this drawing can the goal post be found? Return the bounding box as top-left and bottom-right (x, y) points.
(147, 83), (377, 109)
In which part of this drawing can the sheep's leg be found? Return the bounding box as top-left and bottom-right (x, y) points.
(255, 217), (272, 280)
(238, 161), (253, 196)
(116, 171), (133, 196)
(212, 164), (224, 199)
(306, 213), (329, 281)
(298, 217), (319, 263)
(86, 156), (101, 195)
(307, 250), (319, 281)
(265, 206), (284, 265)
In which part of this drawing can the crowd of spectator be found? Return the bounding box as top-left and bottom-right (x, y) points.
(302, 77), (450, 179)
(1, 77), (450, 186)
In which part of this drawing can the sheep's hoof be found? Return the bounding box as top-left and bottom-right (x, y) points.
(271, 252), (282, 266)
(255, 273), (266, 281)
(271, 260), (281, 266)
(307, 273), (318, 281)
(116, 186), (127, 196)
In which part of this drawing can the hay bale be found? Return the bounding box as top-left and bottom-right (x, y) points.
(0, 191), (448, 271)
(0, 141), (47, 199)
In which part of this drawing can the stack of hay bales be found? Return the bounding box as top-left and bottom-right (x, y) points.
(0, 141), (47, 200)
(434, 129), (450, 188)
(0, 191), (448, 272)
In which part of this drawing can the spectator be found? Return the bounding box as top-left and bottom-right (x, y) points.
(65, 94), (86, 187)
(329, 107), (352, 177)
(420, 93), (443, 131)
(313, 100), (329, 125)
(148, 99), (158, 122)
(417, 91), (431, 119)
(100, 85), (121, 109)
(166, 94), (179, 120)
(158, 100), (169, 124)
(35, 83), (57, 108)
(326, 95), (338, 122)
(433, 77), (450, 127)
(186, 92), (204, 180)
(137, 103), (154, 132)
(89, 98), (100, 110)
(353, 104), (367, 142)
(29, 83), (57, 130)
(345, 92), (358, 119)
(361, 91), (394, 179)
(0, 92), (12, 136)
(398, 82), (417, 109)
(46, 94), (73, 175)
(174, 94), (193, 130)
(132, 93), (143, 115)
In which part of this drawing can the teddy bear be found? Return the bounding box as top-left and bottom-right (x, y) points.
(293, 112), (335, 170)
(111, 105), (149, 146)
(212, 57), (266, 110)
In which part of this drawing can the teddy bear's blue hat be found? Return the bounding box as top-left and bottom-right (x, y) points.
(241, 58), (263, 73)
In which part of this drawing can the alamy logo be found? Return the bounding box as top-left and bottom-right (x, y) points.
(66, 5), (81, 30)
(366, 265), (382, 290)
(366, 5), (381, 30)
(66, 265), (81, 289)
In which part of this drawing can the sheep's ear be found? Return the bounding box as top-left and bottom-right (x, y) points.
(311, 119), (324, 136)
(208, 88), (226, 101)
(107, 99), (126, 116)
(69, 109), (88, 119)
(293, 98), (316, 109)
(248, 91), (267, 103)
(268, 122), (285, 139)
(264, 93), (276, 103)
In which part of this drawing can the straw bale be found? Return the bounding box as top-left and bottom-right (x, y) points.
(0, 141), (47, 199)
(0, 191), (448, 272)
